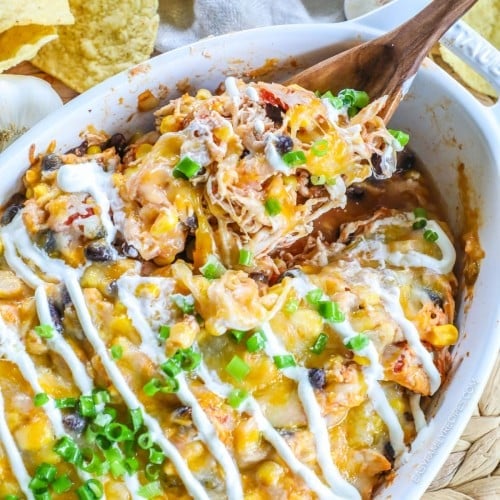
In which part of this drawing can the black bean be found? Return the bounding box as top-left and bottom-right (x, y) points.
(275, 268), (300, 284)
(274, 135), (294, 155)
(84, 240), (114, 262)
(1, 193), (25, 226)
(308, 368), (326, 389)
(425, 289), (444, 309)
(383, 441), (396, 465)
(65, 140), (88, 156)
(62, 412), (88, 435)
(346, 184), (365, 200)
(60, 285), (72, 307)
(102, 133), (127, 158)
(35, 229), (57, 255)
(41, 153), (63, 172)
(371, 153), (383, 177)
(183, 215), (198, 231)
(396, 150), (416, 173)
(48, 300), (63, 333)
(265, 103), (284, 124)
(249, 272), (269, 285)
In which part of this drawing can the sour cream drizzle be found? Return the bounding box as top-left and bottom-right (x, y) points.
(259, 322), (360, 499)
(225, 77), (241, 108)
(117, 276), (244, 500)
(409, 394), (426, 432)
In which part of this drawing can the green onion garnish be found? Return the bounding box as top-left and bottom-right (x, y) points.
(345, 333), (370, 351)
(311, 139), (329, 157)
(245, 330), (266, 353)
(225, 355), (250, 381)
(80, 448), (106, 474)
(104, 422), (134, 442)
(310, 332), (328, 355)
(200, 254), (226, 279)
(29, 475), (48, 492)
(310, 174), (326, 185)
(158, 324), (171, 340)
(264, 197), (281, 216)
(130, 408), (143, 432)
(125, 457), (140, 474)
(137, 481), (163, 499)
(160, 358), (182, 377)
(34, 392), (49, 407)
(306, 288), (323, 305)
(338, 89), (370, 109)
(159, 375), (180, 394)
(93, 412), (113, 428)
(53, 436), (81, 464)
(173, 347), (202, 371)
(33, 491), (51, 500)
(144, 463), (160, 481)
(229, 329), (246, 343)
(34, 463), (57, 484)
(4, 495), (20, 500)
(319, 90), (343, 109)
(273, 354), (296, 369)
(54, 397), (77, 409)
(227, 388), (248, 408)
(412, 219), (427, 230)
(413, 207), (428, 219)
(92, 389), (111, 405)
(171, 293), (195, 314)
(318, 300), (345, 322)
(52, 474), (73, 494)
(143, 378), (162, 397)
(389, 129), (410, 147)
(148, 447), (166, 465)
(34, 324), (54, 339)
(238, 248), (253, 266)
(79, 395), (97, 418)
(284, 299), (299, 313)
(282, 150), (306, 166)
(172, 156), (202, 179)
(137, 432), (154, 450)
(424, 229), (439, 242)
(76, 479), (104, 500)
(110, 344), (123, 360)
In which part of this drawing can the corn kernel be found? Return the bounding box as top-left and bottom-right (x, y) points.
(25, 188), (33, 198)
(353, 355), (370, 366)
(196, 89), (212, 100)
(150, 209), (179, 236)
(137, 89), (159, 112)
(390, 397), (406, 413)
(166, 318), (199, 353)
(213, 125), (232, 142)
(14, 414), (54, 451)
(256, 461), (283, 486)
(234, 419), (261, 457)
(33, 183), (49, 200)
(429, 324), (459, 346)
(87, 145), (102, 155)
(136, 143), (153, 159)
(160, 115), (180, 134)
(25, 168), (38, 184)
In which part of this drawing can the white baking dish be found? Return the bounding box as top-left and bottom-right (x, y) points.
(0, 3), (499, 498)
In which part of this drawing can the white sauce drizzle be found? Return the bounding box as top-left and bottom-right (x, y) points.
(253, 119), (265, 135)
(224, 77), (241, 108)
(264, 135), (290, 173)
(57, 161), (123, 246)
(245, 85), (259, 102)
(409, 394), (426, 432)
(117, 277), (244, 500)
(259, 323), (360, 499)
(0, 388), (35, 500)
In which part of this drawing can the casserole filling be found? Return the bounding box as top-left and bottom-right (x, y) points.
(0, 78), (457, 499)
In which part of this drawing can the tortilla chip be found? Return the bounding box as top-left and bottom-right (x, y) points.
(32, 0), (159, 93)
(0, 0), (74, 33)
(0, 25), (57, 73)
(439, 0), (499, 97)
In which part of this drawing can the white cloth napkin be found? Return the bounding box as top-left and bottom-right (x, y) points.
(156, 0), (347, 53)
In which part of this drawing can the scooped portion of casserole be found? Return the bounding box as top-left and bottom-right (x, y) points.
(0, 79), (458, 500)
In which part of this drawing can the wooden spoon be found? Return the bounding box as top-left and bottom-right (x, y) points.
(289, 0), (477, 122)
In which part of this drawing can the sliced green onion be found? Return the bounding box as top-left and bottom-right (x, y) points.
(338, 89), (370, 109)
(158, 325), (170, 341)
(227, 388), (248, 409)
(310, 174), (326, 185)
(424, 229), (439, 242)
(52, 474), (73, 494)
(148, 447), (166, 465)
(306, 288), (323, 305)
(109, 460), (127, 479)
(54, 397), (77, 409)
(4, 495), (20, 500)
(28, 475), (48, 492)
(200, 254), (226, 279)
(95, 435), (112, 451)
(130, 408), (144, 432)
(282, 150), (306, 166)
(158, 375), (180, 394)
(125, 456), (139, 474)
(53, 436), (81, 464)
(413, 207), (428, 219)
(123, 439), (137, 458)
(273, 354), (296, 369)
(34, 463), (57, 484)
(94, 412), (113, 428)
(318, 300), (345, 322)
(92, 389), (111, 405)
(311, 139), (329, 157)
(137, 432), (154, 450)
(171, 293), (195, 314)
(245, 330), (266, 353)
(225, 355), (250, 381)
(79, 395), (96, 418)
(284, 299), (299, 313)
(345, 333), (370, 351)
(137, 481), (163, 499)
(264, 197), (281, 216)
(173, 347), (202, 372)
(143, 378), (162, 397)
(412, 219), (427, 230)
(389, 129), (410, 147)
(145, 463), (160, 481)
(34, 392), (49, 407)
(85, 479), (103, 499)
(172, 156), (201, 179)
(33, 492), (50, 500)
(80, 448), (105, 474)
(34, 324), (54, 339)
(320, 90), (343, 109)
(310, 332), (328, 355)
(160, 358), (182, 377)
(229, 329), (246, 343)
(110, 344), (123, 360)
(104, 406), (117, 421)
(238, 248), (253, 266)
(104, 422), (134, 442)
